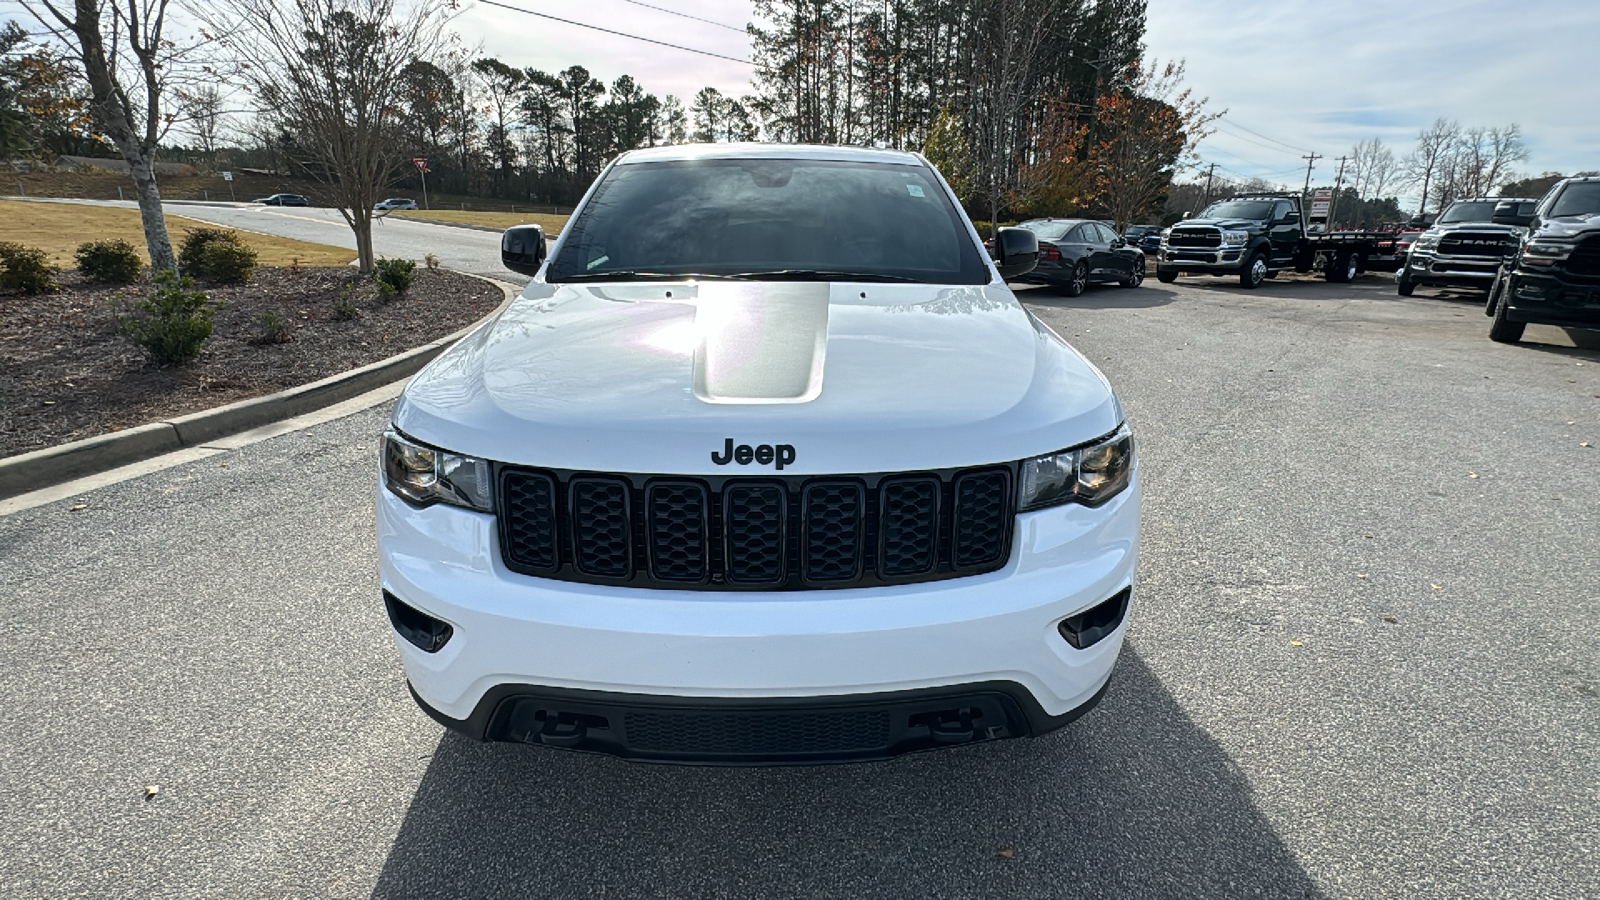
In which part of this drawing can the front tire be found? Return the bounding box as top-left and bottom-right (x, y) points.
(1487, 278), (1526, 343)
(1120, 261), (1145, 288)
(1397, 267), (1416, 296)
(1156, 268), (1178, 283)
(1239, 252), (1267, 289)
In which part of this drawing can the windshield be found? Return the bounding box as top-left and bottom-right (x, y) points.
(545, 158), (990, 284)
(1547, 182), (1600, 218)
(1197, 200), (1274, 220)
(1437, 201), (1498, 224)
(1019, 221), (1077, 241)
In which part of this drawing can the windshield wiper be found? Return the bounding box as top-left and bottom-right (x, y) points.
(722, 270), (922, 283)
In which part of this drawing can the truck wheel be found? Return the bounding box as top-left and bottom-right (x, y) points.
(1060, 262), (1088, 297)
(1397, 269), (1416, 296)
(1488, 280), (1525, 343)
(1239, 252), (1267, 289)
(1485, 273), (1504, 316)
(1325, 251), (1358, 283)
(1156, 268), (1178, 283)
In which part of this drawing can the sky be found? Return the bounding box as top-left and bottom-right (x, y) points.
(456, 0), (1600, 210)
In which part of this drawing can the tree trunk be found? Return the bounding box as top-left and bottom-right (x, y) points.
(353, 210), (375, 274)
(128, 151), (177, 272)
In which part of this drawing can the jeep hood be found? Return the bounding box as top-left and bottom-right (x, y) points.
(392, 281), (1121, 474)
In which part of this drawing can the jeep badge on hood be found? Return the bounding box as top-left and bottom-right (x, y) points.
(711, 438), (796, 470)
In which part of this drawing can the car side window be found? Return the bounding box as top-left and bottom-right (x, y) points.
(1273, 201), (1291, 222)
(1063, 225), (1085, 243)
(1095, 224), (1117, 243)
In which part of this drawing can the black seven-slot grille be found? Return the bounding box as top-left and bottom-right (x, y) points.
(498, 466), (1015, 590)
(1167, 227), (1221, 249)
(1437, 231), (1513, 256)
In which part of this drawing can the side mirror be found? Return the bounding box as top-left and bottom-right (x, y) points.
(1491, 201), (1534, 228)
(994, 227), (1039, 280)
(1279, 211), (1300, 224)
(501, 224), (546, 276)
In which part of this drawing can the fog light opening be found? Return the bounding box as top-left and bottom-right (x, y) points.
(384, 590), (454, 653)
(1059, 588), (1131, 650)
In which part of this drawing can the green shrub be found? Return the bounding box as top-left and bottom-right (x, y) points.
(0, 242), (60, 294)
(179, 227), (257, 283)
(374, 256), (417, 299)
(197, 238), (258, 284)
(331, 289), (360, 321)
(118, 270), (216, 365)
(74, 239), (144, 284)
(250, 310), (291, 344)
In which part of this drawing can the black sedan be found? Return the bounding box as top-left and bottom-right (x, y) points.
(1011, 219), (1146, 295)
(254, 193), (309, 207)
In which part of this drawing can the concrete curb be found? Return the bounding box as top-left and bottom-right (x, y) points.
(383, 213), (562, 242)
(0, 275), (517, 500)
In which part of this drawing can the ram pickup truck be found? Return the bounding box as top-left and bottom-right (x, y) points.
(1157, 194), (1386, 288)
(1396, 197), (1539, 296)
(1485, 175), (1600, 343)
(377, 144), (1141, 765)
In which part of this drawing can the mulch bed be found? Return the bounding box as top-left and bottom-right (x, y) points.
(1, 267), (504, 459)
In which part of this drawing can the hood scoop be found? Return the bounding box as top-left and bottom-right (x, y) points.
(693, 283), (830, 404)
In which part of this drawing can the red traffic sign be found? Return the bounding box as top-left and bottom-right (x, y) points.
(412, 158), (428, 172)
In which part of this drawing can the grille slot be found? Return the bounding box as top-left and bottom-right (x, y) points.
(622, 710), (892, 755)
(952, 470), (1012, 569)
(879, 477), (940, 576)
(802, 482), (864, 583)
(497, 466), (1016, 590)
(570, 477), (632, 577)
(647, 482), (708, 583)
(724, 484), (786, 584)
(500, 471), (559, 571)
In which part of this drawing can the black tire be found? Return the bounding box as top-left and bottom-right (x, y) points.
(1156, 268), (1178, 283)
(1485, 272), (1504, 316)
(1488, 279), (1526, 343)
(1239, 251), (1267, 289)
(1397, 268), (1416, 296)
(1061, 262), (1088, 297)
(1325, 251), (1358, 283)
(1120, 261), (1145, 288)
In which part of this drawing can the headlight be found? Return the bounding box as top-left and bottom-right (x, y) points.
(383, 429), (495, 511)
(1522, 241), (1572, 265)
(1415, 233), (1440, 251)
(1018, 424), (1135, 511)
(1220, 230), (1249, 246)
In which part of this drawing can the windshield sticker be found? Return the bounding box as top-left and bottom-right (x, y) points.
(586, 255), (610, 270)
(906, 184), (925, 198)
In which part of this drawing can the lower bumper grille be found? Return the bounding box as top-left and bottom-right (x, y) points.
(498, 465), (1016, 591)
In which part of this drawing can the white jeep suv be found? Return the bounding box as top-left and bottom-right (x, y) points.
(377, 143), (1141, 764)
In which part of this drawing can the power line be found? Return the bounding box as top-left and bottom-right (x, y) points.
(1218, 115), (1313, 154)
(477, 0), (753, 65)
(619, 0), (746, 32)
(1212, 122), (1306, 157)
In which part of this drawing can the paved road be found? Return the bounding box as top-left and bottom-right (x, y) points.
(1, 271), (1596, 898)
(22, 199), (521, 282)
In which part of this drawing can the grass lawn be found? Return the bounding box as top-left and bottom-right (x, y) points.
(0, 199), (354, 268)
(390, 208), (568, 235)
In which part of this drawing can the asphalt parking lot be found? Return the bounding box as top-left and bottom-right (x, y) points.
(1, 272), (1595, 898)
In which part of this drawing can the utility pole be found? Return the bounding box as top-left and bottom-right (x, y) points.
(1300, 152), (1322, 207)
(1330, 155), (1350, 227)
(1201, 163), (1218, 206)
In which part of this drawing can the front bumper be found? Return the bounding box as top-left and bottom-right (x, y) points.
(1403, 252), (1503, 288)
(1158, 247), (1245, 274)
(377, 476), (1140, 763)
(1503, 269), (1600, 328)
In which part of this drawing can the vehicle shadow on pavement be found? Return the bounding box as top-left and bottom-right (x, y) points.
(371, 645), (1324, 899)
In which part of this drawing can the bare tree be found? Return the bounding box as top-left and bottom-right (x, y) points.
(1348, 137), (1396, 200)
(972, 0), (1052, 236)
(192, 0), (456, 274)
(1403, 118), (1459, 214)
(175, 83), (224, 169)
(26, 0), (189, 271)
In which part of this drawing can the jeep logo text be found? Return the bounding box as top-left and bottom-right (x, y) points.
(711, 438), (796, 470)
